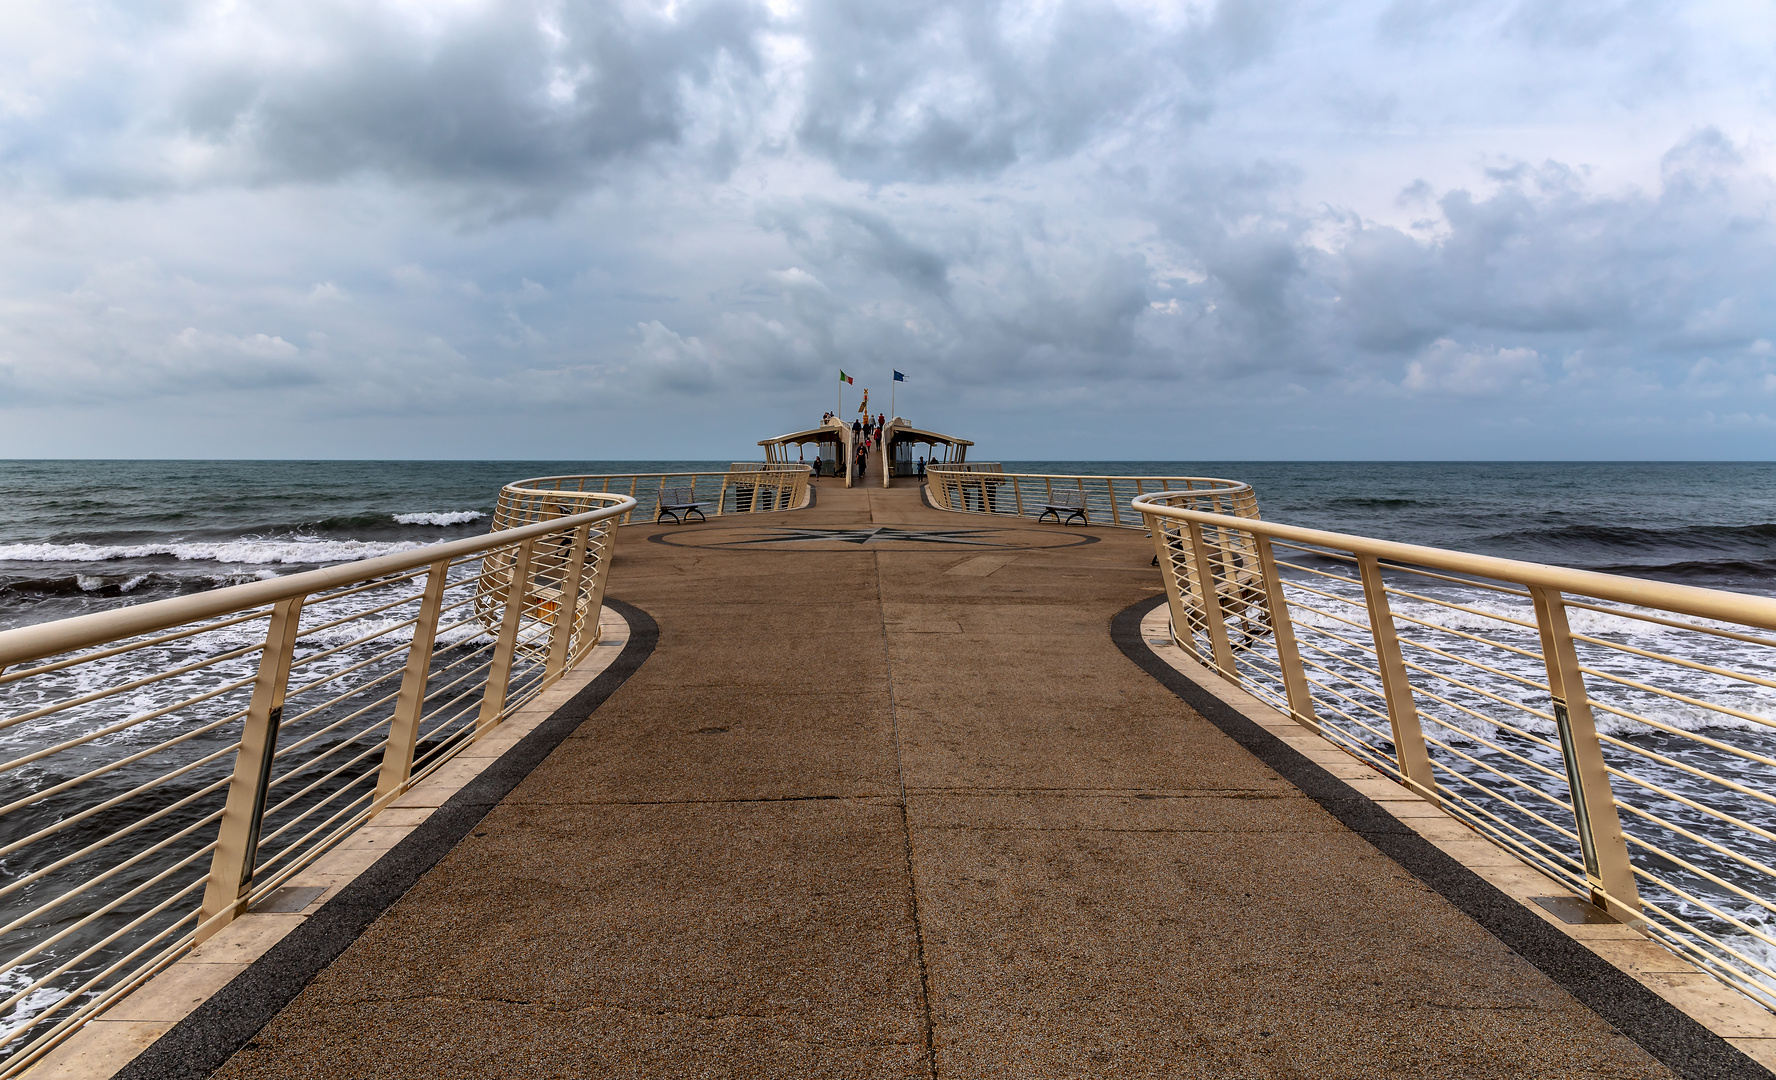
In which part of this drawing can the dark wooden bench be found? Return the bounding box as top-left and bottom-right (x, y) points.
(655, 485), (706, 524)
(1037, 488), (1089, 526)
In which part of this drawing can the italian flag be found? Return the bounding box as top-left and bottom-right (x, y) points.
(839, 370), (854, 384)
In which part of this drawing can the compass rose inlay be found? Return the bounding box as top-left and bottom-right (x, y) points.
(734, 526), (994, 546)
(647, 522), (1101, 552)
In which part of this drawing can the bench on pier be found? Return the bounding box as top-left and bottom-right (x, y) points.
(1037, 488), (1089, 526)
(655, 485), (707, 525)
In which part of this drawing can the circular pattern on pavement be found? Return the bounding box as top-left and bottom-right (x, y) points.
(647, 523), (1101, 552)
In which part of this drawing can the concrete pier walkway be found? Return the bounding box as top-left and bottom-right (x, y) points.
(212, 482), (1679, 1078)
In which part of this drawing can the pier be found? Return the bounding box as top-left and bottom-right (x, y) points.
(132, 481), (1706, 1077)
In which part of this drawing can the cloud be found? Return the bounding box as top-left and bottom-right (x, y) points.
(5, 0), (1281, 199)
(633, 319), (717, 393)
(791, 0), (1278, 181)
(6, 0), (768, 201)
(1403, 339), (1543, 396)
(1, 1), (1774, 458)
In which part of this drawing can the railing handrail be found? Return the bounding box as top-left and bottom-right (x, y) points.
(508, 465), (811, 489)
(929, 468), (1248, 490)
(0, 494), (637, 669)
(1132, 490), (1776, 633)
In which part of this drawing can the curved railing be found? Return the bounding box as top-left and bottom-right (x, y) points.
(500, 465), (811, 528)
(927, 468), (1256, 529)
(0, 492), (635, 1074)
(922, 461), (1002, 473)
(1134, 490), (1776, 1010)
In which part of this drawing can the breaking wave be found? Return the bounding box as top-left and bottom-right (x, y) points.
(392, 511), (484, 527)
(0, 538), (429, 566)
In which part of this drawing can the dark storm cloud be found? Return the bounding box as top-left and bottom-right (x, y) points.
(792, 0), (1280, 181)
(171, 1), (766, 190)
(760, 201), (951, 295)
(10, 0), (1277, 196)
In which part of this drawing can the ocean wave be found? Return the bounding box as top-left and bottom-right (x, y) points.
(0, 538), (429, 566)
(1493, 522), (1776, 555)
(1326, 497), (1429, 509)
(392, 511), (485, 527)
(1580, 558), (1776, 583)
(76, 573), (151, 594)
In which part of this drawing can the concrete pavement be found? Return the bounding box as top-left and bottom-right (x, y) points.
(210, 480), (1678, 1079)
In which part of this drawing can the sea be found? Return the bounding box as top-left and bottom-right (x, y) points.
(4, 459), (1776, 1054)
(5, 459), (1776, 634)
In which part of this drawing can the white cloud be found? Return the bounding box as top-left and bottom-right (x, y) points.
(1403, 340), (1543, 396)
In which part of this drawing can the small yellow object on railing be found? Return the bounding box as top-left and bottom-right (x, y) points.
(0, 492), (635, 1075)
(1134, 489), (1776, 1013)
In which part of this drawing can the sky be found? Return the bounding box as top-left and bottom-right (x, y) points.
(1, 0), (1774, 460)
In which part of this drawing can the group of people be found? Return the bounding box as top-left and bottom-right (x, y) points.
(851, 413), (886, 443)
(802, 411), (934, 481)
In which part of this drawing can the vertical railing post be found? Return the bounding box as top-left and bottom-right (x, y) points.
(1107, 478), (1121, 526)
(1356, 555), (1439, 802)
(544, 524), (592, 683)
(1013, 477), (1025, 517)
(476, 539), (537, 737)
(1530, 586), (1643, 922)
(374, 559), (451, 806)
(1253, 534), (1319, 732)
(1146, 515), (1199, 663)
(197, 595), (305, 941)
(1185, 518), (1239, 679)
(574, 523), (616, 666)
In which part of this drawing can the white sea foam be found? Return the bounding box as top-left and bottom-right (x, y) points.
(0, 539), (428, 566)
(0, 981), (70, 1045)
(392, 511), (484, 526)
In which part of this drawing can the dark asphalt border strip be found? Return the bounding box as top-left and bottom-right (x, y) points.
(114, 597), (660, 1080)
(1112, 592), (1770, 1080)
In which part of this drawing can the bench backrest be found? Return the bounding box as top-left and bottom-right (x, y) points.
(1049, 488), (1086, 508)
(658, 485), (694, 506)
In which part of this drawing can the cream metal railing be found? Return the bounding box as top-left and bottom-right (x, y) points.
(928, 468), (1256, 529)
(501, 466), (811, 526)
(1135, 491), (1776, 1011)
(0, 493), (635, 1075)
(924, 461), (1002, 474)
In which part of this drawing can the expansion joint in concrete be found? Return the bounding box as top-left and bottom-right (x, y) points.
(876, 548), (939, 1080)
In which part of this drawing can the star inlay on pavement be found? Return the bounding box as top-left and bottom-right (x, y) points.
(732, 526), (995, 546)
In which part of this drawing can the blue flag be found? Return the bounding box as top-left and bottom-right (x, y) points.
(893, 370), (906, 381)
